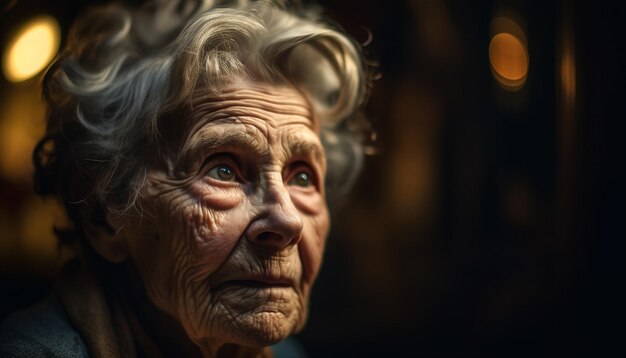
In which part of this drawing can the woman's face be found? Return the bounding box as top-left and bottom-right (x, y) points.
(118, 83), (330, 348)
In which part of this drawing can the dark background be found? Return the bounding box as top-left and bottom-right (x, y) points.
(1, 0), (623, 356)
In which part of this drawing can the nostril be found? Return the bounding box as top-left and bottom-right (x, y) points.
(249, 231), (302, 249)
(257, 232), (275, 241)
(245, 198), (304, 249)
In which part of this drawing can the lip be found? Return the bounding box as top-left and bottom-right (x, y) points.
(218, 275), (295, 289)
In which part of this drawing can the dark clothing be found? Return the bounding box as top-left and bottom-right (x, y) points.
(0, 298), (89, 357)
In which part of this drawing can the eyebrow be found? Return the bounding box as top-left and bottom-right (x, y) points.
(178, 127), (325, 170)
(192, 130), (259, 152)
(179, 129), (266, 167)
(288, 138), (325, 165)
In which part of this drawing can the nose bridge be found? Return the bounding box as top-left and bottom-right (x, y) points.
(264, 174), (303, 233)
(246, 171), (303, 249)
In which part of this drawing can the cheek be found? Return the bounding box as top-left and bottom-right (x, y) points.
(188, 179), (244, 210)
(299, 207), (330, 288)
(289, 190), (324, 216)
(171, 181), (248, 268)
(178, 205), (248, 276)
(172, 189), (251, 281)
(135, 185), (252, 311)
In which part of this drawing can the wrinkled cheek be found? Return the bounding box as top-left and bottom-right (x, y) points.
(299, 211), (330, 289)
(177, 204), (250, 281)
(164, 205), (252, 336)
(179, 183), (248, 272)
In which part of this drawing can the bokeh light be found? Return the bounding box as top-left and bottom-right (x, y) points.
(2, 15), (60, 82)
(489, 17), (528, 90)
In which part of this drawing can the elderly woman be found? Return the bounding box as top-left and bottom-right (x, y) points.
(0, 0), (368, 357)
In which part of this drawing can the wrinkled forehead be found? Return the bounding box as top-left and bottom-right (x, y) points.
(157, 82), (321, 167)
(162, 81), (317, 129)
(188, 82), (318, 133)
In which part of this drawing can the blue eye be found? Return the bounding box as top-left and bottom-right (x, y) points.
(289, 172), (312, 187)
(208, 165), (236, 181)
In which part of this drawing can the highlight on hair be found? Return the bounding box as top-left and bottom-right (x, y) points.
(34, 0), (371, 241)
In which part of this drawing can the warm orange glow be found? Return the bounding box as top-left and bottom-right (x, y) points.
(2, 15), (60, 82)
(0, 82), (46, 182)
(489, 32), (529, 90)
(561, 51), (576, 103)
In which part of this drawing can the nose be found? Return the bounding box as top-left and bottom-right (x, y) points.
(245, 183), (304, 251)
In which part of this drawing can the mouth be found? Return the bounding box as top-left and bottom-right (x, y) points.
(218, 276), (295, 290)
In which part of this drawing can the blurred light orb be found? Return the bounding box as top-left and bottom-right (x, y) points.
(489, 16), (528, 91)
(489, 32), (528, 90)
(2, 15), (60, 82)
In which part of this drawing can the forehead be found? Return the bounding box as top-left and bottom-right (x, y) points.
(188, 82), (318, 133)
(177, 82), (323, 163)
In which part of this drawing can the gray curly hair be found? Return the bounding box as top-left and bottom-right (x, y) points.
(34, 0), (369, 240)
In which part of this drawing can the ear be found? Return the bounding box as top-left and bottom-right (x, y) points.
(84, 212), (129, 263)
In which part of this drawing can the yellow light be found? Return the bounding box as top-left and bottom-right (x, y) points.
(2, 15), (60, 82)
(489, 32), (529, 90)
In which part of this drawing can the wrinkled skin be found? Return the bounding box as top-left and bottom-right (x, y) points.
(114, 83), (330, 356)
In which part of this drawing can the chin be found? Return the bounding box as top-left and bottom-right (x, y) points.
(214, 310), (300, 347)
(200, 285), (309, 345)
(197, 304), (306, 347)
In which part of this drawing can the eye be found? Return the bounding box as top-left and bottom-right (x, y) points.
(207, 164), (236, 182)
(289, 172), (312, 187)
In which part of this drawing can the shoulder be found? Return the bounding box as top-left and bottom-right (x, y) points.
(0, 297), (89, 357)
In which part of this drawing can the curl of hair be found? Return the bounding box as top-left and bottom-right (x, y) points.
(34, 0), (371, 241)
